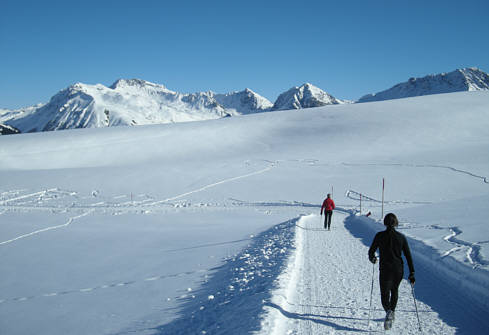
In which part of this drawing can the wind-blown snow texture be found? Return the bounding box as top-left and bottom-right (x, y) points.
(358, 67), (489, 103)
(0, 91), (488, 334)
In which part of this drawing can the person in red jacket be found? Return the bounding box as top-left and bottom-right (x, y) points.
(320, 193), (335, 230)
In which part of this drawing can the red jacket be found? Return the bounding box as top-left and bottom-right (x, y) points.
(321, 198), (335, 214)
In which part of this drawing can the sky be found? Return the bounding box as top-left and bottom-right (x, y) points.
(1, 0), (488, 109)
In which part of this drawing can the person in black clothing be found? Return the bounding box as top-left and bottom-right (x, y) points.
(368, 213), (415, 328)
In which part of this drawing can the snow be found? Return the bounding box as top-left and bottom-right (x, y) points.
(214, 88), (273, 115)
(3, 68), (488, 135)
(358, 67), (489, 103)
(272, 83), (346, 110)
(257, 214), (458, 334)
(0, 91), (488, 334)
(0, 80), (272, 133)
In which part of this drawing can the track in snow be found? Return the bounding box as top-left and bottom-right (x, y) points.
(259, 213), (456, 334)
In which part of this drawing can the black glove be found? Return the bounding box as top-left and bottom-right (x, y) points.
(369, 256), (377, 264)
(409, 272), (415, 285)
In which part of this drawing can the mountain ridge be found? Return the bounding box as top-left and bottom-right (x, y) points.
(1, 67), (488, 134)
(358, 67), (489, 103)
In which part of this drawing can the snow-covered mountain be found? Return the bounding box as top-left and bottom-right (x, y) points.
(271, 83), (347, 111)
(1, 80), (275, 133)
(358, 67), (489, 103)
(4, 79), (238, 133)
(214, 88), (273, 114)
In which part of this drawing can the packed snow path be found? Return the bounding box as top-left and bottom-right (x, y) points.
(259, 213), (456, 334)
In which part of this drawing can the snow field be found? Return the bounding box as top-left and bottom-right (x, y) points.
(0, 91), (488, 334)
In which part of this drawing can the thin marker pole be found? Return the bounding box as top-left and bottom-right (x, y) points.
(360, 193), (362, 215)
(381, 178), (385, 219)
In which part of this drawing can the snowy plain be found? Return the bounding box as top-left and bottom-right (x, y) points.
(0, 91), (488, 334)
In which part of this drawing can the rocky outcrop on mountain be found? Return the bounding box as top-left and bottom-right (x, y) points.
(0, 123), (20, 135)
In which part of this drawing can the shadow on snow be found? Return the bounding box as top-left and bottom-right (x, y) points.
(343, 212), (489, 334)
(264, 302), (368, 332)
(150, 217), (299, 335)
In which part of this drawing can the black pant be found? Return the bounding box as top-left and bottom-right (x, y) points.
(379, 268), (403, 312)
(324, 210), (333, 229)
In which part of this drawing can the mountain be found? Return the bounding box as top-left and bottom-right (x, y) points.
(2, 80), (277, 133)
(271, 83), (346, 111)
(214, 88), (273, 114)
(358, 67), (489, 103)
(4, 79), (236, 133)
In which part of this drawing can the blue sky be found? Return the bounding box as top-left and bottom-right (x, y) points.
(1, 0), (488, 109)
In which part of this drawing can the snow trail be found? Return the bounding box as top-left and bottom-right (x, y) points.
(259, 213), (456, 334)
(147, 164), (274, 206)
(0, 210), (93, 246)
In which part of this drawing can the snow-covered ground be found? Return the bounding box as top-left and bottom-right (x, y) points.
(0, 91), (488, 334)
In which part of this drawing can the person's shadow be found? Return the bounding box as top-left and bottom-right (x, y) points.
(264, 301), (371, 332)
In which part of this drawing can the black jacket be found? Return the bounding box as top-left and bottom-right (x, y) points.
(369, 227), (415, 274)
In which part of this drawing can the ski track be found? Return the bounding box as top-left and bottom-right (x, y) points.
(0, 165), (275, 212)
(0, 210), (93, 246)
(0, 269), (207, 305)
(342, 163), (489, 184)
(147, 164), (274, 206)
(0, 165), (275, 246)
(440, 226), (489, 267)
(260, 214), (456, 334)
(0, 158), (486, 334)
(346, 190), (489, 268)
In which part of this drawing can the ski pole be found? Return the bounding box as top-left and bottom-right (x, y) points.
(411, 283), (422, 332)
(367, 261), (375, 333)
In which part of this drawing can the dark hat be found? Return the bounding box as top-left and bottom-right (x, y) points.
(384, 213), (398, 227)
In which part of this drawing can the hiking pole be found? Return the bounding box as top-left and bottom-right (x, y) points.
(411, 283), (422, 332)
(367, 261), (375, 333)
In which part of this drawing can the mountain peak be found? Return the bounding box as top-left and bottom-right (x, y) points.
(358, 67), (489, 103)
(214, 88), (273, 115)
(272, 83), (344, 111)
(109, 78), (167, 90)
